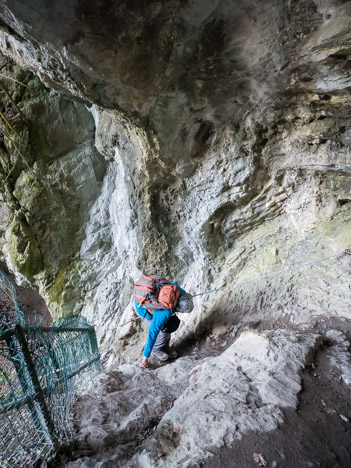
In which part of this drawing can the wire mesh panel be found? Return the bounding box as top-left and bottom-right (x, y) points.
(0, 269), (102, 467)
(0, 269), (23, 329)
(0, 330), (54, 467)
(0, 269), (16, 307)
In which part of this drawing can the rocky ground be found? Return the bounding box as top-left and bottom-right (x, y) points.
(0, 2), (350, 467)
(49, 314), (351, 468)
(2, 257), (350, 468)
(202, 321), (351, 468)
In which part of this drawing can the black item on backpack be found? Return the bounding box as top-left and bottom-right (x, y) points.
(162, 314), (180, 333)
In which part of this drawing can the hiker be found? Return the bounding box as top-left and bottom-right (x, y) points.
(133, 274), (194, 368)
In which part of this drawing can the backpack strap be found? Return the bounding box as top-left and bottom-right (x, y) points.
(133, 274), (173, 312)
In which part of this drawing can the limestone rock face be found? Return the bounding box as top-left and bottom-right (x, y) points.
(0, 1), (350, 467)
(0, 0), (350, 175)
(0, 56), (106, 316)
(0, 0), (349, 351)
(67, 329), (321, 467)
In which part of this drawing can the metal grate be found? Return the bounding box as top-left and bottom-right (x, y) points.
(0, 268), (24, 329)
(0, 269), (102, 467)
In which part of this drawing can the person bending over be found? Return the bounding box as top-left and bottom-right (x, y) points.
(133, 274), (193, 368)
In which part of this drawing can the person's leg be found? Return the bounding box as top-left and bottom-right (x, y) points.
(153, 331), (178, 359)
(134, 303), (176, 359)
(153, 330), (171, 353)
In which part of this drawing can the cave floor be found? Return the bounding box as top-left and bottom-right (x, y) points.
(137, 315), (351, 468)
(49, 314), (351, 468)
(201, 330), (351, 468)
(183, 315), (351, 468)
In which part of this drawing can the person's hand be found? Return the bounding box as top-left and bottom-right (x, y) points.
(139, 357), (149, 368)
(186, 293), (193, 298)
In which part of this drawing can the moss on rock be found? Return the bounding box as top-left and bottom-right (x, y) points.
(47, 267), (66, 314)
(0, 55), (106, 320)
(6, 216), (42, 281)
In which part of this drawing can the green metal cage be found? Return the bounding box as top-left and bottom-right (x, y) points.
(0, 268), (102, 467)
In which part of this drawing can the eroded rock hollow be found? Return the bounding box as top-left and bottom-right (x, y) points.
(0, 1), (350, 467)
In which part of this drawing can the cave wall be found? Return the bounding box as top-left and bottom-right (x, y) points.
(0, 1), (350, 355)
(0, 55), (107, 316)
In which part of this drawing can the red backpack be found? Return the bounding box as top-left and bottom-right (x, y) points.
(133, 275), (181, 314)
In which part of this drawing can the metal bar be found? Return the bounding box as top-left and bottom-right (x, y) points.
(0, 355), (101, 414)
(0, 328), (16, 341)
(4, 332), (49, 442)
(62, 355), (101, 381)
(27, 327), (94, 333)
(50, 327), (95, 333)
(0, 327), (94, 341)
(15, 324), (57, 446)
(88, 328), (99, 349)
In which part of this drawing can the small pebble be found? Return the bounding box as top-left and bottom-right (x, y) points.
(321, 399), (327, 407)
(340, 414), (349, 423)
(272, 461), (278, 468)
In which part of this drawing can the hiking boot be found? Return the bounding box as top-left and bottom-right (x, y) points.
(162, 347), (178, 359)
(168, 349), (178, 359)
(152, 350), (169, 362)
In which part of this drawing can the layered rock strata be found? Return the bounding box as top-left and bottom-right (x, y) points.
(66, 328), (351, 467)
(0, 1), (350, 467)
(0, 1), (349, 354)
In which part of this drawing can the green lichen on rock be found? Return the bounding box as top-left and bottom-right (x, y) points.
(5, 216), (42, 281)
(0, 54), (106, 319)
(13, 171), (46, 211)
(47, 267), (66, 314)
(319, 207), (351, 249)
